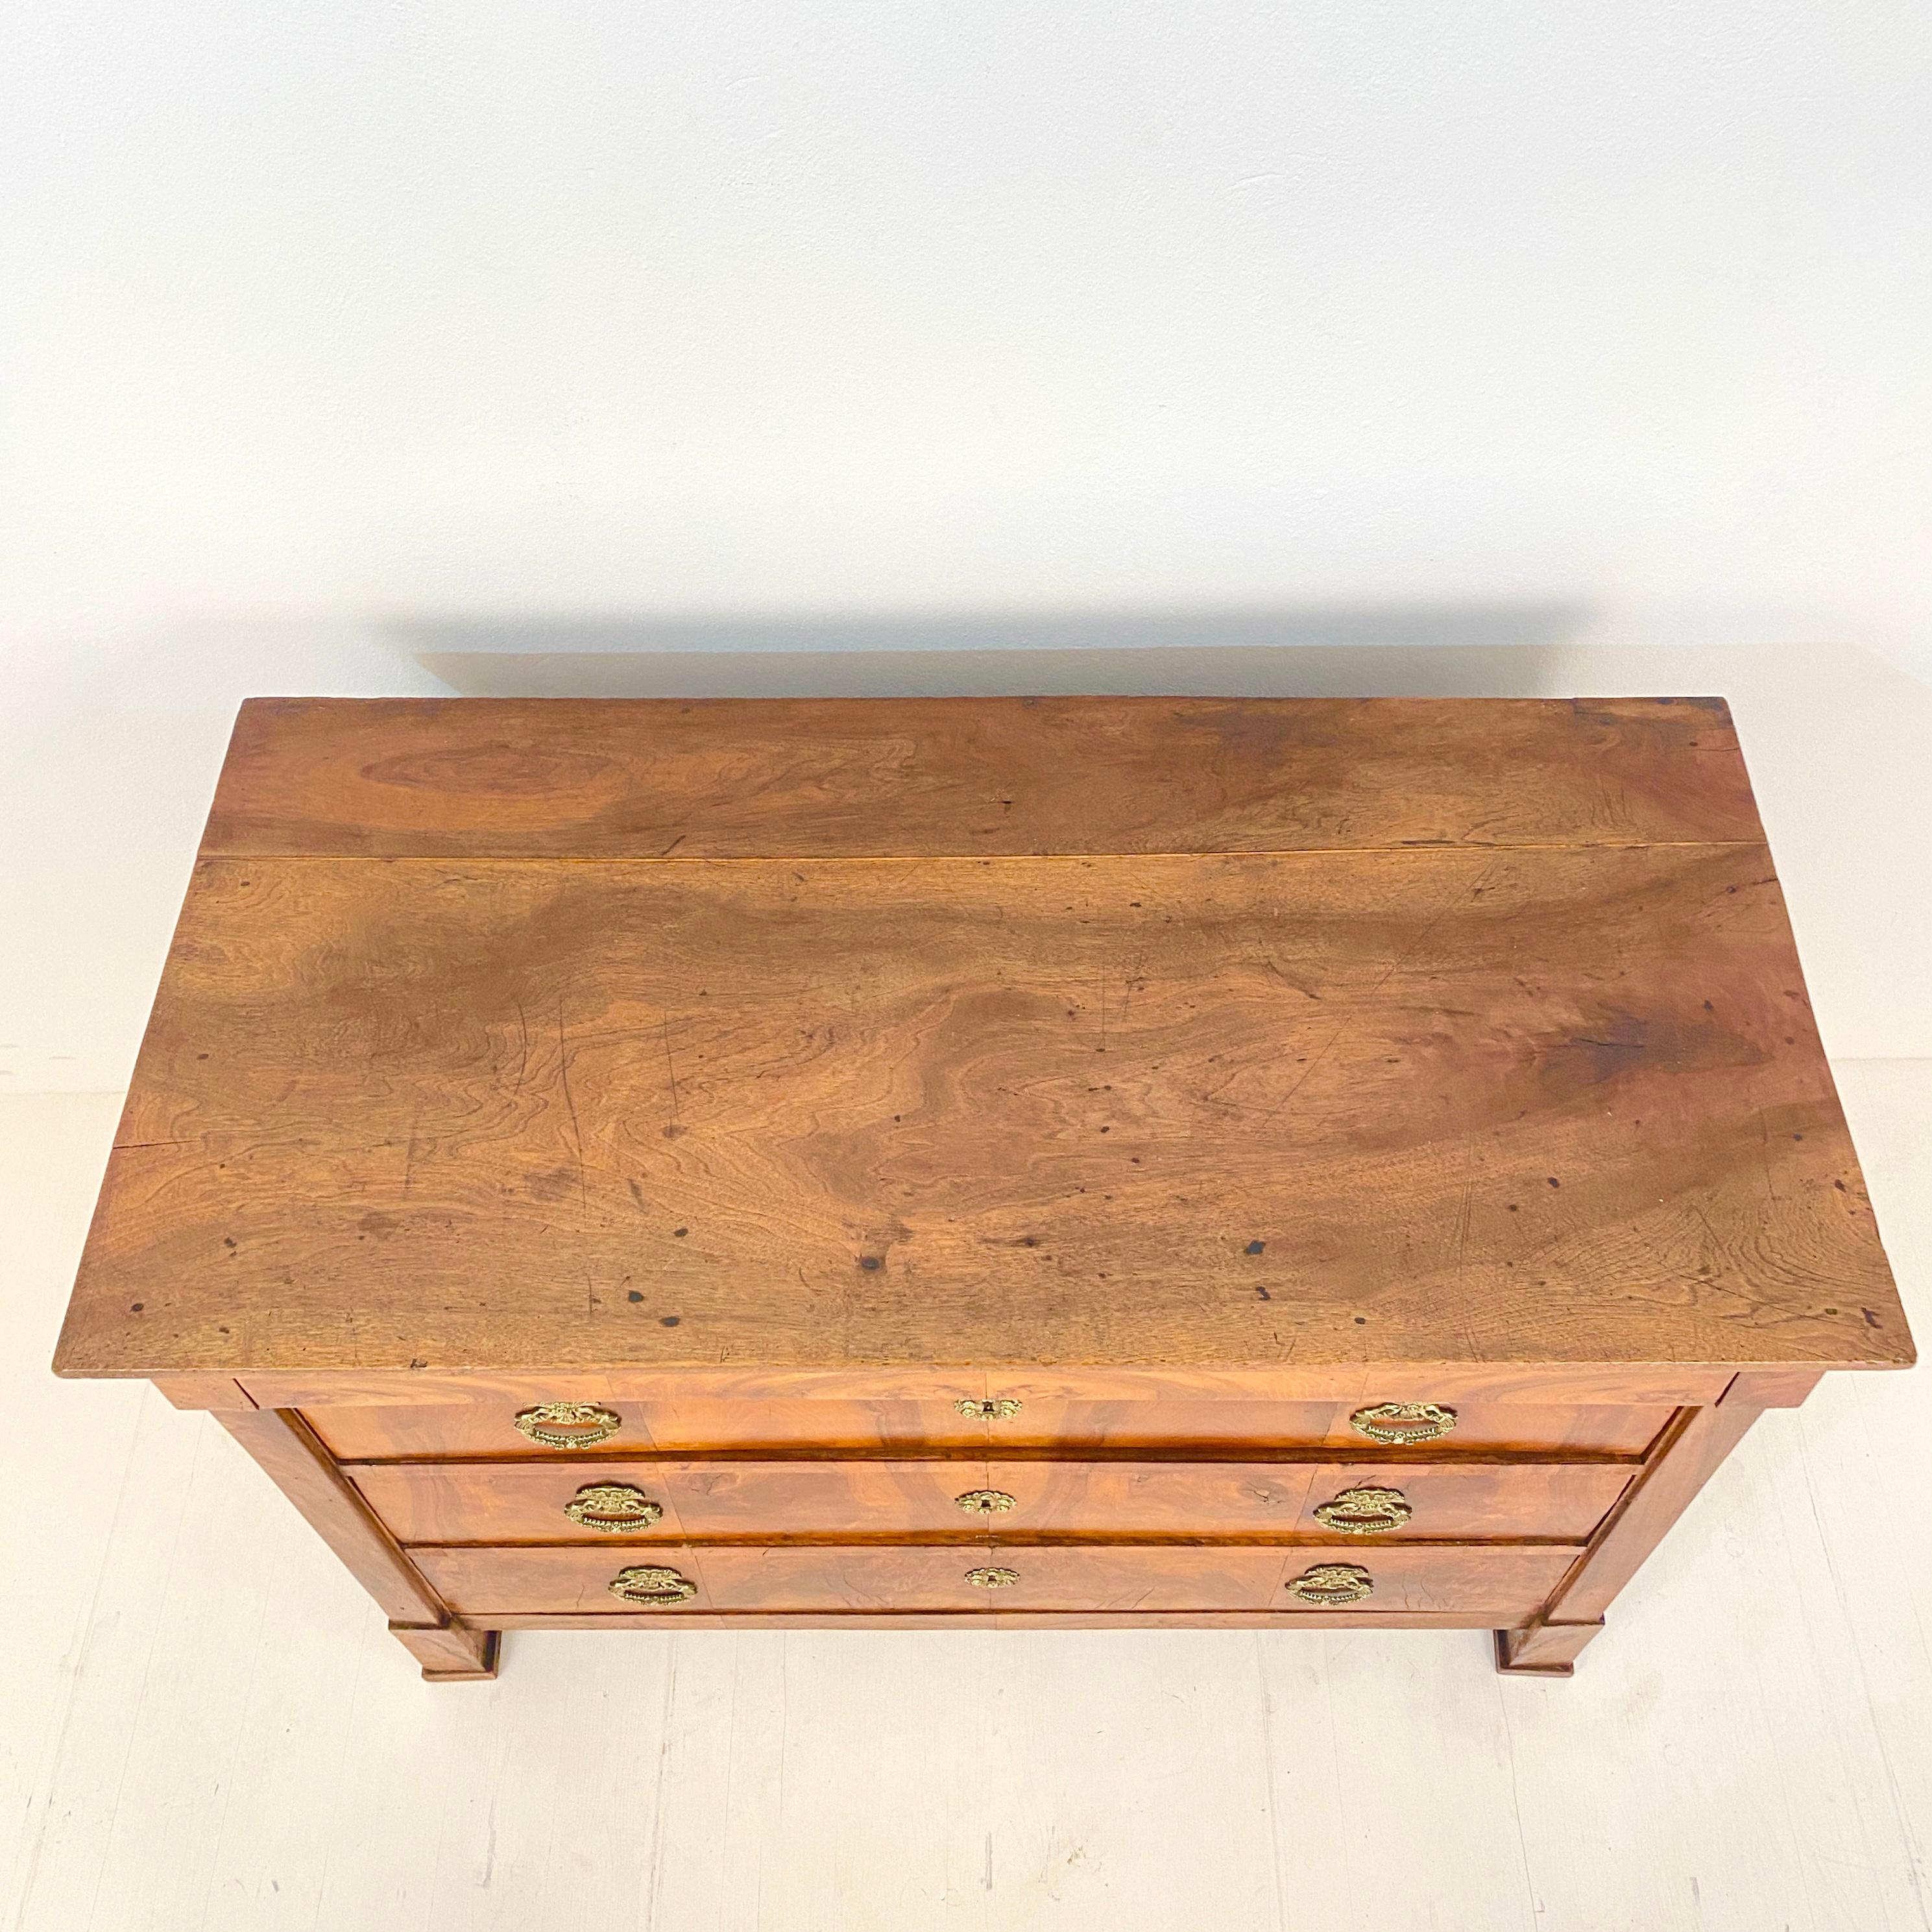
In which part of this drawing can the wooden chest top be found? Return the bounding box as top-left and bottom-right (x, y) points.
(56, 695), (1910, 1380)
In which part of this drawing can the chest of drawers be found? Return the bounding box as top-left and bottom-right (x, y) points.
(54, 694), (1913, 1678)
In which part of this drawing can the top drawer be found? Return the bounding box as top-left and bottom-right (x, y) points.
(305, 1393), (1672, 1461)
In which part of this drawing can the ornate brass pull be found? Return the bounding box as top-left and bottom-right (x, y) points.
(608, 1564), (697, 1607)
(514, 1401), (622, 1449)
(1312, 1486), (1412, 1536)
(1286, 1563), (1373, 1606)
(965, 1565), (1020, 1589)
(955, 1489), (1017, 1515)
(1349, 1401), (1457, 1445)
(956, 1398), (1022, 1421)
(565, 1483), (664, 1533)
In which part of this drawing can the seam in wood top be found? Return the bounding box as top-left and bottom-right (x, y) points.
(196, 840), (1772, 862)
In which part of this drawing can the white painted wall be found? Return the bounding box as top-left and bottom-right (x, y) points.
(5, 2), (1929, 650)
(4, 4), (1931, 1087)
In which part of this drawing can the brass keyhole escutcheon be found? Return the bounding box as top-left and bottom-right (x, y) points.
(565, 1482), (665, 1533)
(1349, 1401), (1457, 1446)
(966, 1566), (1020, 1589)
(1312, 1486), (1412, 1536)
(956, 1398), (1022, 1421)
(1286, 1563), (1374, 1606)
(514, 1401), (623, 1449)
(608, 1564), (697, 1607)
(955, 1489), (1017, 1515)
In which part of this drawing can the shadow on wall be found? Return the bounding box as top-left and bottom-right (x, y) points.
(394, 602), (1595, 699)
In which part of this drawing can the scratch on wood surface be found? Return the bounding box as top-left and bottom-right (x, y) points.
(400, 1103), (422, 1199)
(1691, 1203), (1735, 1272)
(1251, 865), (1489, 1131)
(511, 1000), (531, 1094)
(557, 996), (587, 1216)
(1115, 950), (1148, 1029)
(1258, 953), (1323, 1001)
(662, 1019), (682, 1132)
(1455, 1135), (1477, 1278)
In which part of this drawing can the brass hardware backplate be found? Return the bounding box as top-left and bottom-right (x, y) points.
(955, 1489), (1018, 1514)
(608, 1564), (697, 1607)
(956, 1398), (1022, 1420)
(565, 1482), (664, 1532)
(514, 1401), (622, 1449)
(1312, 1485), (1413, 1536)
(965, 1565), (1020, 1589)
(1286, 1563), (1374, 1606)
(1349, 1401), (1457, 1445)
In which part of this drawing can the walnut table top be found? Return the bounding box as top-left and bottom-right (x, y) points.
(57, 695), (1908, 1384)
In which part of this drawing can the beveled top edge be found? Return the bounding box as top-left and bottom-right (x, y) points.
(200, 694), (1760, 860)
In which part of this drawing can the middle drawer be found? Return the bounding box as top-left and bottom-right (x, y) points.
(352, 1456), (1632, 1545)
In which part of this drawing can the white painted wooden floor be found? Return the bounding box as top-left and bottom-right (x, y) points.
(3, 1070), (1929, 1931)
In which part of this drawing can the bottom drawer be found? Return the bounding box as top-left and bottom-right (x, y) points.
(413, 1542), (1578, 1619)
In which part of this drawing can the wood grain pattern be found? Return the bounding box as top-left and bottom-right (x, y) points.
(224, 1362), (1735, 1408)
(387, 1621), (500, 1681)
(934, 1400), (1664, 1456)
(352, 1455), (1633, 1544)
(1535, 1379), (1774, 1626)
(305, 1397), (1669, 1460)
(1279, 1461), (1628, 1543)
(308, 1398), (996, 1459)
(1493, 1370), (1806, 1669)
(214, 1408), (445, 1625)
(56, 838), (1905, 1377)
(412, 1540), (1579, 1617)
(476, 1609), (1541, 1630)
(151, 1373), (256, 1411)
(1495, 1620), (1604, 1674)
(203, 695), (1761, 858)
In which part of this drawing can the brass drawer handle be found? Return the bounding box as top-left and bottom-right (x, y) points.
(609, 1564), (697, 1607)
(1286, 1563), (1373, 1606)
(956, 1489), (1017, 1515)
(514, 1401), (622, 1449)
(966, 1565), (1020, 1589)
(1312, 1486), (1412, 1536)
(1350, 1401), (1457, 1445)
(956, 1398), (1022, 1421)
(566, 1482), (664, 1533)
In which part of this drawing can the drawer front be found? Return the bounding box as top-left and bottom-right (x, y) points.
(413, 1541), (1578, 1617)
(357, 1456), (1632, 1544)
(310, 1399), (999, 1459)
(308, 1396), (1670, 1460)
(1013, 1459), (1630, 1541)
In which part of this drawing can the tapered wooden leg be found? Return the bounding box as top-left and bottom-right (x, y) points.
(1495, 1619), (1604, 1676)
(391, 1621), (501, 1682)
